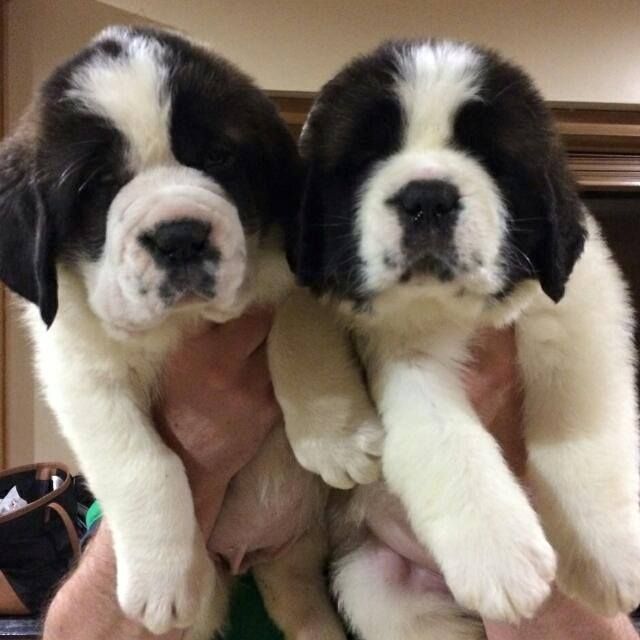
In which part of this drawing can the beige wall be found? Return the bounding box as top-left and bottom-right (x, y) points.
(100, 0), (640, 104)
(3, 0), (639, 468)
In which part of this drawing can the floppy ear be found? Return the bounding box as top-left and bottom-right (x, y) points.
(264, 118), (303, 234)
(531, 149), (587, 303)
(0, 138), (58, 326)
(287, 162), (328, 288)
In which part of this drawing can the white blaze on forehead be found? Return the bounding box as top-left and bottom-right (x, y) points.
(356, 42), (505, 297)
(67, 31), (173, 170)
(395, 41), (483, 150)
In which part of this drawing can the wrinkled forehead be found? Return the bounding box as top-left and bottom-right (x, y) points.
(393, 41), (483, 150)
(302, 41), (487, 168)
(38, 28), (261, 175)
(64, 28), (173, 171)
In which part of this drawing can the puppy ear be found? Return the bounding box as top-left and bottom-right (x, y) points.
(265, 119), (303, 234)
(288, 162), (327, 288)
(0, 139), (58, 326)
(532, 149), (586, 303)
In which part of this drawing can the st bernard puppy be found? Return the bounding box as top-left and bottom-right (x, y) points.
(270, 39), (640, 639)
(0, 27), (345, 640)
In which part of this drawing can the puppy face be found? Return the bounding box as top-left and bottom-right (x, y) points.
(0, 27), (299, 335)
(294, 40), (585, 310)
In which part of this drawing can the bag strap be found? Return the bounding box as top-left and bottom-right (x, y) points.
(47, 502), (81, 560)
(0, 462), (73, 524)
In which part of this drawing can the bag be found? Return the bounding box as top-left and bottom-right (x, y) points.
(0, 463), (80, 615)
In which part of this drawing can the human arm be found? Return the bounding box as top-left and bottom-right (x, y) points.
(465, 327), (639, 640)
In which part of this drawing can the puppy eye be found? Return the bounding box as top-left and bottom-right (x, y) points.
(78, 170), (117, 195)
(96, 173), (117, 187)
(347, 149), (378, 174)
(205, 148), (235, 171)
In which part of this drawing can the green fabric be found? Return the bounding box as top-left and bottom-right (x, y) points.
(226, 574), (355, 640)
(226, 574), (284, 640)
(85, 500), (103, 530)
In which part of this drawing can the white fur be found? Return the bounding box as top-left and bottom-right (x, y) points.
(84, 166), (248, 338)
(270, 288), (384, 490)
(28, 239), (343, 638)
(334, 545), (484, 640)
(67, 34), (252, 339)
(356, 43), (507, 297)
(367, 326), (556, 623)
(28, 269), (217, 634)
(27, 235), (317, 637)
(69, 29), (174, 170)
(395, 41), (482, 151)
(280, 216), (640, 631)
(357, 149), (507, 295)
(21, 27), (340, 639)
(517, 218), (640, 614)
(273, 40), (640, 635)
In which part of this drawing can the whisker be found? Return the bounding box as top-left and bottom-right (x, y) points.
(57, 153), (95, 188)
(77, 164), (106, 194)
(506, 243), (536, 276)
(509, 216), (547, 223)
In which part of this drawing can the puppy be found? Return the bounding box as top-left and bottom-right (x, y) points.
(0, 27), (345, 640)
(270, 39), (640, 639)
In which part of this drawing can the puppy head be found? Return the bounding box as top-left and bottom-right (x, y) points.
(293, 40), (585, 311)
(0, 26), (299, 335)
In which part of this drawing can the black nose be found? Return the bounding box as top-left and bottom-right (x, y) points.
(389, 180), (460, 225)
(140, 219), (211, 266)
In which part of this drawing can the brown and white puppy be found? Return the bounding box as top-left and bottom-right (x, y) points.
(270, 39), (640, 640)
(0, 26), (344, 640)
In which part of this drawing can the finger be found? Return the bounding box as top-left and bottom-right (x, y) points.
(201, 310), (273, 361)
(235, 341), (272, 389)
(255, 389), (283, 438)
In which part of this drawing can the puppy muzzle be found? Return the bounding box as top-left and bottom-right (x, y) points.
(88, 166), (247, 336)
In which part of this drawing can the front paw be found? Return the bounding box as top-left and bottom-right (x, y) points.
(556, 523), (640, 615)
(440, 513), (556, 623)
(117, 534), (217, 635)
(292, 419), (384, 490)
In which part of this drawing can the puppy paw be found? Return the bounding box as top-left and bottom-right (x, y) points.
(556, 524), (640, 615)
(184, 566), (227, 640)
(440, 512), (556, 623)
(117, 534), (217, 635)
(292, 419), (384, 489)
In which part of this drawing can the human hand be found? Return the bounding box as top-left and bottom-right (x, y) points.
(154, 308), (282, 531)
(463, 328), (637, 639)
(43, 311), (281, 640)
(463, 326), (527, 476)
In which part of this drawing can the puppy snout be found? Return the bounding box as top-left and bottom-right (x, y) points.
(140, 219), (212, 267)
(389, 179), (460, 226)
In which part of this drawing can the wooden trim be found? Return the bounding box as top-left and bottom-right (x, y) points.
(269, 93), (640, 192)
(570, 154), (640, 192)
(553, 108), (640, 154)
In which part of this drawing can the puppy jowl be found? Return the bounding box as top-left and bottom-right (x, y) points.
(281, 37), (640, 637)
